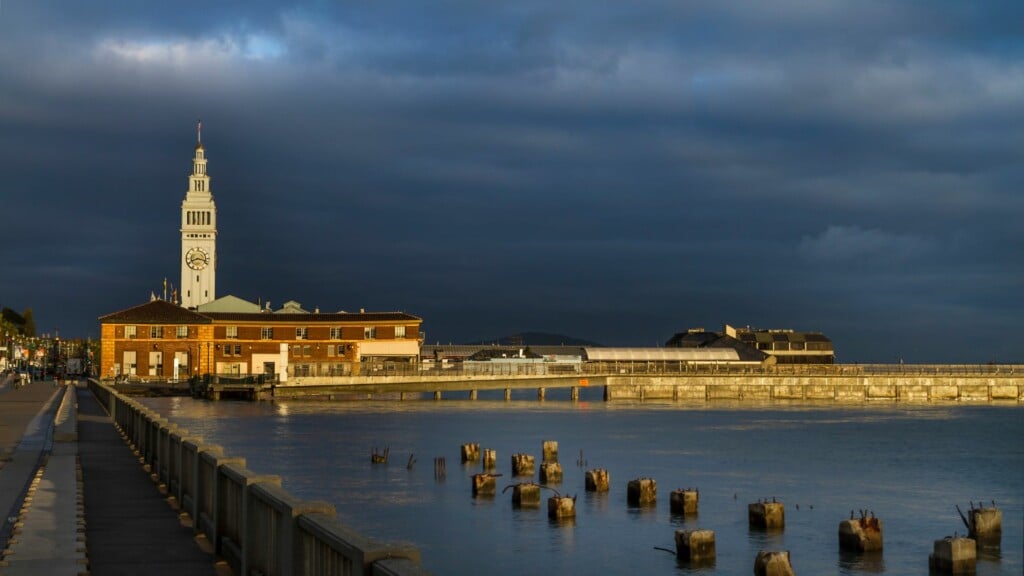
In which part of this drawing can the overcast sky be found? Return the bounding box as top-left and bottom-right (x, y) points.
(1, 1), (1022, 362)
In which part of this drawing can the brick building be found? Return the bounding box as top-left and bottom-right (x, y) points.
(99, 299), (421, 381)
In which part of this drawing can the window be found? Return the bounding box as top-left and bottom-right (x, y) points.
(364, 327), (376, 340)
(226, 326), (238, 339)
(292, 345), (302, 357)
(233, 344), (241, 356)
(294, 364), (311, 377)
(150, 326), (164, 339)
(148, 351), (163, 376)
(303, 345), (312, 357)
(296, 327), (308, 340)
(395, 326), (406, 339)
(327, 345), (335, 357)
(330, 327), (342, 340)
(176, 326), (188, 338)
(125, 326), (137, 339)
(261, 327), (274, 340)
(122, 351), (137, 376)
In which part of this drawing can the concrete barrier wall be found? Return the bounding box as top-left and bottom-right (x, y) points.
(86, 379), (427, 576)
(604, 375), (1024, 402)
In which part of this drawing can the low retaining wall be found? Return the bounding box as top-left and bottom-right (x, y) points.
(86, 379), (428, 576)
(604, 375), (1024, 402)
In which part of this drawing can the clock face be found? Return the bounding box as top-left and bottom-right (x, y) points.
(185, 247), (210, 270)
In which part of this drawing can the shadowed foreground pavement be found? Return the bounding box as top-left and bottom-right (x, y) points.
(0, 377), (220, 575)
(76, 385), (220, 575)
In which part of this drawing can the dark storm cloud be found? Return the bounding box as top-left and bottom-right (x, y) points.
(1, 1), (1021, 361)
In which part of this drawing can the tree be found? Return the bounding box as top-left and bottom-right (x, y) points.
(22, 308), (36, 337)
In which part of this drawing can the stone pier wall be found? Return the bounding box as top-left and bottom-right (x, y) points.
(604, 375), (1023, 402)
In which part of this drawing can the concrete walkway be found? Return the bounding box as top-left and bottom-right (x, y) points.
(0, 379), (220, 575)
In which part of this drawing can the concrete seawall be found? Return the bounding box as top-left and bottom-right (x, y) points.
(603, 375), (1023, 402)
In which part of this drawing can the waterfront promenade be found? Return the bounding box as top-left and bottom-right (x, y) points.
(0, 375), (220, 575)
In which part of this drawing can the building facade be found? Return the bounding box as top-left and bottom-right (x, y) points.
(99, 300), (421, 381)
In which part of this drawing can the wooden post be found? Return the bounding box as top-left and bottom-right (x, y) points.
(511, 453), (535, 476)
(670, 488), (698, 515)
(542, 440), (558, 463)
(749, 500), (785, 530)
(585, 469), (609, 492)
(460, 443), (480, 463)
(929, 536), (976, 574)
(968, 504), (1002, 547)
(540, 462), (562, 484)
(754, 550), (794, 576)
(627, 478), (657, 507)
(839, 512), (882, 552)
(548, 495), (576, 519)
(675, 529), (715, 563)
(512, 483), (541, 507)
(472, 473), (497, 497)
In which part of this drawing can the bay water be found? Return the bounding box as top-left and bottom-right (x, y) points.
(141, 393), (1023, 575)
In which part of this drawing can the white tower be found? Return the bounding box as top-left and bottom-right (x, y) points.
(180, 120), (217, 309)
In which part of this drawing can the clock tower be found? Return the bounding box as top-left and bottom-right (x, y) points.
(180, 120), (217, 309)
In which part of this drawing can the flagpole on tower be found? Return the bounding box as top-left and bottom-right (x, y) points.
(197, 119), (202, 143)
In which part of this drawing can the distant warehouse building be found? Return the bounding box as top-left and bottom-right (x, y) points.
(666, 324), (834, 364)
(582, 347), (764, 371)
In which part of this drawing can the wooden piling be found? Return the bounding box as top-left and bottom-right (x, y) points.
(675, 529), (715, 563)
(433, 390), (442, 400)
(472, 473), (497, 497)
(504, 388), (511, 401)
(540, 462), (563, 484)
(460, 443), (480, 463)
(469, 389), (477, 400)
(749, 500), (785, 530)
(838, 513), (882, 552)
(670, 488), (698, 515)
(548, 495), (576, 519)
(754, 550), (794, 576)
(929, 536), (976, 574)
(627, 477), (656, 507)
(542, 440), (558, 463)
(512, 483), (541, 507)
(538, 387), (546, 400)
(570, 386), (579, 400)
(968, 505), (1002, 547)
(511, 453), (535, 476)
(585, 469), (609, 492)
(482, 449), (497, 470)
(433, 457), (446, 480)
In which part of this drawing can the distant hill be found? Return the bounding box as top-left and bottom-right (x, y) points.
(463, 332), (602, 347)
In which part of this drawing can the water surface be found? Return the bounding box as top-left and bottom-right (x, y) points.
(142, 396), (1023, 575)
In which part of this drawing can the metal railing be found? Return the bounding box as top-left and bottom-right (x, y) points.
(87, 379), (427, 576)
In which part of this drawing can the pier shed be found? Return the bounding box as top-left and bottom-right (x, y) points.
(582, 347), (763, 373)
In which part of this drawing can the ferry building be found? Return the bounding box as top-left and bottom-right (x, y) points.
(99, 125), (422, 381)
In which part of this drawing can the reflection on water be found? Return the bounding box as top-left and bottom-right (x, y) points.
(139, 398), (1024, 576)
(839, 549), (886, 573)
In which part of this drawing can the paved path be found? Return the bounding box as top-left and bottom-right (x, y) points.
(0, 376), (62, 549)
(0, 379), (220, 575)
